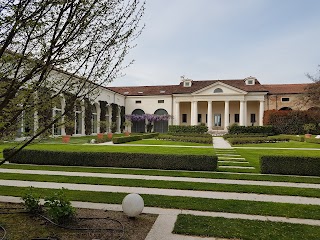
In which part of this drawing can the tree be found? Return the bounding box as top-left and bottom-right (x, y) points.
(305, 66), (320, 106)
(0, 0), (145, 161)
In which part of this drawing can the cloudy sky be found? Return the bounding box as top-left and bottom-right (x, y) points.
(109, 0), (320, 87)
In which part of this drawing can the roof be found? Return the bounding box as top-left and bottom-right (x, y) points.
(264, 83), (310, 94)
(107, 79), (269, 96)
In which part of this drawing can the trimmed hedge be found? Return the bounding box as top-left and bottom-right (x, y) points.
(156, 134), (213, 144)
(169, 125), (208, 134)
(260, 155), (320, 176)
(112, 133), (159, 144)
(223, 134), (268, 139)
(228, 136), (290, 145)
(169, 133), (212, 138)
(228, 125), (276, 135)
(305, 138), (320, 144)
(3, 149), (217, 171)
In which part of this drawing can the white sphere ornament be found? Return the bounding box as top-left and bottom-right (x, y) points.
(122, 193), (144, 217)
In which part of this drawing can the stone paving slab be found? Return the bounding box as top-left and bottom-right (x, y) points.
(1, 179), (320, 205)
(212, 137), (232, 149)
(219, 166), (255, 169)
(1, 168), (319, 189)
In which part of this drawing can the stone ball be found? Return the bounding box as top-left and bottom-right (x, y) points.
(122, 193), (144, 217)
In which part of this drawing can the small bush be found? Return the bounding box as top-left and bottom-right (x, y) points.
(112, 133), (159, 144)
(22, 187), (42, 213)
(228, 125), (276, 135)
(44, 188), (75, 224)
(169, 124), (208, 134)
(3, 148), (217, 171)
(228, 136), (290, 145)
(260, 155), (320, 176)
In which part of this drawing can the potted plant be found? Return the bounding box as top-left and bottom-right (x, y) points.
(62, 135), (71, 143)
(303, 123), (316, 138)
(123, 120), (132, 136)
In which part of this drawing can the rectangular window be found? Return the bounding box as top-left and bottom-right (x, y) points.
(135, 100), (141, 104)
(158, 100), (164, 103)
(182, 114), (187, 123)
(251, 114), (256, 123)
(281, 97), (290, 102)
(234, 114), (239, 123)
(198, 114), (202, 123)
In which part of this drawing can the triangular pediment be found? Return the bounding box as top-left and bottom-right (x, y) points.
(192, 81), (247, 95)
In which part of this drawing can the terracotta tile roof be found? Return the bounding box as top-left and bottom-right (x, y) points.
(264, 84), (310, 94)
(107, 79), (269, 96)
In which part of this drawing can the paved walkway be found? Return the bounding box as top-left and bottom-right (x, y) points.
(0, 179), (319, 205)
(212, 137), (232, 149)
(1, 196), (320, 240)
(1, 168), (319, 189)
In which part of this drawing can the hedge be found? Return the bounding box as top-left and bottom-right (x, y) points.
(168, 133), (212, 138)
(3, 149), (217, 171)
(156, 135), (213, 144)
(227, 125), (276, 135)
(260, 155), (320, 176)
(305, 138), (320, 144)
(223, 134), (268, 139)
(169, 125), (208, 134)
(228, 136), (290, 145)
(112, 133), (159, 144)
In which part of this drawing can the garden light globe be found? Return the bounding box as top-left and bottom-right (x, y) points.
(122, 193), (144, 217)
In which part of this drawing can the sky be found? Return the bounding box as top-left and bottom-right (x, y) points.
(109, 0), (320, 87)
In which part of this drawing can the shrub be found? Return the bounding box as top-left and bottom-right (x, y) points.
(223, 133), (268, 139)
(228, 136), (290, 145)
(44, 188), (75, 224)
(112, 133), (159, 144)
(305, 138), (320, 144)
(22, 187), (42, 213)
(157, 134), (212, 144)
(167, 133), (212, 138)
(227, 125), (276, 135)
(169, 124), (208, 134)
(260, 155), (320, 176)
(3, 148), (217, 171)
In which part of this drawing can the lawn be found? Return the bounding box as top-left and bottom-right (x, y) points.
(173, 215), (320, 240)
(1, 186), (320, 220)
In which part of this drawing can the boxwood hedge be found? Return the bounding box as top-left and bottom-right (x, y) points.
(3, 148), (217, 171)
(260, 155), (320, 176)
(228, 136), (290, 145)
(112, 133), (159, 144)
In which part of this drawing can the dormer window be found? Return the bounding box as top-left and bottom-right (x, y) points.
(244, 76), (256, 85)
(181, 75), (192, 87)
(160, 90), (166, 93)
(124, 91), (129, 94)
(138, 91), (143, 94)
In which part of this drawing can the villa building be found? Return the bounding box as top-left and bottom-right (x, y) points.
(16, 75), (314, 136)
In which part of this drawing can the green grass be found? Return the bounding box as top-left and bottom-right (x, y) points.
(0, 172), (319, 198)
(237, 148), (320, 172)
(235, 141), (320, 148)
(124, 139), (212, 146)
(173, 215), (320, 240)
(2, 163), (320, 184)
(1, 186), (320, 220)
(20, 144), (215, 155)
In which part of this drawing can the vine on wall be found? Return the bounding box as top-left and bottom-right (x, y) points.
(99, 101), (108, 133)
(120, 106), (125, 132)
(111, 103), (118, 133)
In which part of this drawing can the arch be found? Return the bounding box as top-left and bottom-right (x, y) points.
(279, 107), (292, 111)
(131, 109), (145, 133)
(214, 88), (223, 93)
(154, 109), (169, 133)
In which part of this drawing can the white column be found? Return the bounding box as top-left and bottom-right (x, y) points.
(81, 103), (86, 135)
(96, 102), (101, 133)
(207, 101), (212, 130)
(259, 101), (264, 126)
(175, 101), (180, 125)
(61, 96), (66, 136)
(244, 101), (247, 126)
(191, 101), (198, 125)
(224, 101), (230, 131)
(239, 101), (245, 126)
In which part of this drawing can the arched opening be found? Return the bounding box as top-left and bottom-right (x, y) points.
(53, 97), (62, 135)
(279, 107), (292, 111)
(132, 109), (145, 133)
(74, 102), (82, 134)
(214, 88), (223, 93)
(154, 109), (169, 133)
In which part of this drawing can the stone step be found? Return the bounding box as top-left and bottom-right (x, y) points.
(219, 166), (255, 169)
(218, 161), (249, 164)
(218, 157), (246, 161)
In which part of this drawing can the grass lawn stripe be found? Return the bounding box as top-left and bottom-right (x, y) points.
(0, 172), (319, 198)
(0, 186), (320, 220)
(173, 215), (320, 240)
(2, 164), (320, 184)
